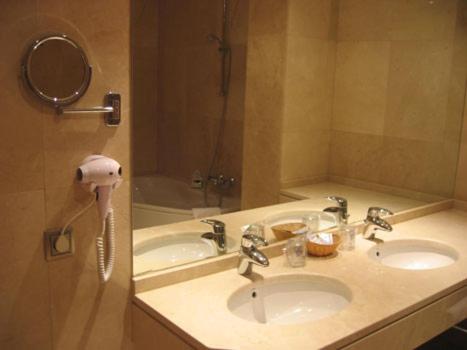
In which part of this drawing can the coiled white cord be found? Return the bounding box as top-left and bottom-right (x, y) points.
(96, 209), (116, 283)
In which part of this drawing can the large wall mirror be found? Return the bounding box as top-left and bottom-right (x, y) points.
(131, 0), (467, 276)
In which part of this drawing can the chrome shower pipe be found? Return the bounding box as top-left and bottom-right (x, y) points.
(208, 0), (230, 97)
(204, 0), (233, 207)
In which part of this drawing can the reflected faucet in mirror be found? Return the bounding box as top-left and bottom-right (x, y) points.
(238, 233), (269, 276)
(323, 196), (349, 225)
(201, 219), (227, 254)
(362, 207), (394, 241)
(207, 174), (235, 190)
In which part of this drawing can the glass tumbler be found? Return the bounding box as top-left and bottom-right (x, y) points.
(339, 225), (356, 251)
(303, 213), (320, 233)
(284, 234), (307, 267)
(245, 222), (265, 239)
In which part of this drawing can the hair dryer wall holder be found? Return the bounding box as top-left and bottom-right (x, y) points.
(55, 92), (121, 127)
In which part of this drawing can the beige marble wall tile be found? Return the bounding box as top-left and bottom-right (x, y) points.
(384, 40), (453, 142)
(283, 37), (335, 133)
(248, 0), (288, 37)
(329, 130), (384, 184)
(242, 44), (284, 205)
(279, 0), (337, 193)
(242, 4), (287, 209)
(45, 182), (132, 350)
(455, 94), (467, 201)
(330, 131), (459, 198)
(333, 41), (390, 135)
(281, 130), (330, 184)
(337, 0), (394, 41)
(380, 138), (458, 197)
(288, 0), (336, 39)
(456, 157), (467, 200)
(389, 0), (458, 41)
(0, 0), (133, 349)
(0, 1), (43, 195)
(337, 0), (457, 41)
(0, 191), (51, 350)
(332, 0), (466, 197)
(132, 0), (158, 176)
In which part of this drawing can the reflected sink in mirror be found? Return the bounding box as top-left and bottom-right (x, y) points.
(227, 274), (352, 325)
(368, 239), (458, 270)
(263, 210), (337, 232)
(134, 232), (234, 274)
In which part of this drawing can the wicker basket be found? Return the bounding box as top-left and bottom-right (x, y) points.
(306, 233), (341, 257)
(270, 222), (306, 241)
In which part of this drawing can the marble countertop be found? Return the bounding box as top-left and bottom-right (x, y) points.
(134, 209), (467, 350)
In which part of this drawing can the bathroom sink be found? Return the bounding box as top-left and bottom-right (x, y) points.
(263, 210), (337, 231)
(368, 239), (458, 270)
(227, 274), (351, 325)
(134, 232), (218, 267)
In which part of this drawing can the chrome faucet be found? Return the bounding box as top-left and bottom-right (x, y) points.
(201, 219), (227, 254)
(363, 207), (394, 241)
(207, 174), (235, 190)
(323, 196), (349, 225)
(238, 233), (269, 275)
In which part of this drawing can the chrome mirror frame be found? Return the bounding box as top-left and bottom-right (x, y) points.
(21, 34), (92, 106)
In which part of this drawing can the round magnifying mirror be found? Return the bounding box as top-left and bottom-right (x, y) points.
(22, 34), (92, 106)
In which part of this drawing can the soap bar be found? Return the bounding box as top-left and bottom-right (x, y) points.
(307, 232), (334, 245)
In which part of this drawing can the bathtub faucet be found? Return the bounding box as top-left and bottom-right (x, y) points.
(207, 174), (235, 190)
(201, 219), (227, 254)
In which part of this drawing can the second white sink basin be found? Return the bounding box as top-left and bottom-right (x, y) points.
(227, 274), (351, 325)
(134, 232), (218, 266)
(368, 239), (458, 270)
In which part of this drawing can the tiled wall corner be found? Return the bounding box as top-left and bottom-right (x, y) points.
(279, 0), (337, 188)
(241, 0), (287, 209)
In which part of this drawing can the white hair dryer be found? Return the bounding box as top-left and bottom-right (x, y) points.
(77, 155), (122, 283)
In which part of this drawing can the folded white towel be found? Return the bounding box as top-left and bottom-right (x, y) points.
(307, 232), (334, 245)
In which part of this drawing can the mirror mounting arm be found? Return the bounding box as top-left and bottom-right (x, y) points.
(56, 92), (121, 127)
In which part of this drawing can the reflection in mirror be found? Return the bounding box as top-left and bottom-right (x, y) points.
(22, 34), (91, 105)
(131, 0), (466, 276)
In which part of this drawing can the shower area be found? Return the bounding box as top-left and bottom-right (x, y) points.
(131, 0), (247, 228)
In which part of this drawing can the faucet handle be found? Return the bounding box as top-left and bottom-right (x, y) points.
(326, 196), (347, 208)
(241, 233), (268, 248)
(367, 207), (394, 218)
(201, 219), (225, 234)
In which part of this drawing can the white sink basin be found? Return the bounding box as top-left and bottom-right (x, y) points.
(368, 239), (458, 270)
(263, 210), (337, 231)
(134, 232), (218, 266)
(227, 274), (351, 325)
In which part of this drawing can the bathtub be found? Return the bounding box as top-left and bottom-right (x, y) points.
(132, 175), (241, 229)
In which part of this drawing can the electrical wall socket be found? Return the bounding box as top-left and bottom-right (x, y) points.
(43, 227), (74, 261)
